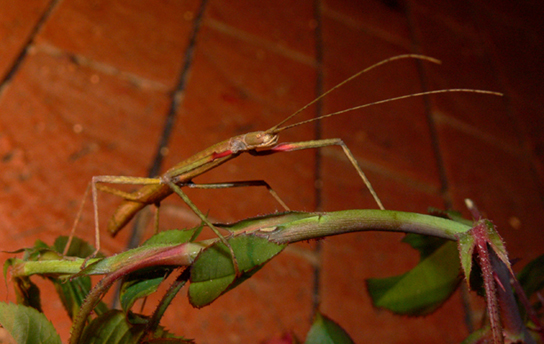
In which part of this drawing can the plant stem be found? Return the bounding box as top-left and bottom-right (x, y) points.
(244, 209), (470, 243)
(12, 210), (470, 279)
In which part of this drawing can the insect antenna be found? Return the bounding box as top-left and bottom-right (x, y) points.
(266, 54), (442, 134)
(275, 89), (503, 132)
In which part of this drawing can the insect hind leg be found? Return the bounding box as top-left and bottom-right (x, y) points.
(182, 180), (290, 211)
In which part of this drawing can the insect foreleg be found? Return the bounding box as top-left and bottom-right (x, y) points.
(252, 139), (385, 210)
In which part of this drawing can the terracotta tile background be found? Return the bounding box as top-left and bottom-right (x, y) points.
(1, 0), (543, 343)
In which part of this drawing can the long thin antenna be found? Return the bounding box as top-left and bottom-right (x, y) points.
(267, 54), (441, 133)
(276, 89), (503, 132)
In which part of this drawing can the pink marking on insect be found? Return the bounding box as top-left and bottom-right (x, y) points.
(212, 150), (233, 159)
(270, 143), (294, 151)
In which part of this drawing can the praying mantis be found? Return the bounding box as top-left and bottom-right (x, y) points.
(65, 54), (501, 274)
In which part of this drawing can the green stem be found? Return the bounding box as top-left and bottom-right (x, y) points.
(235, 209), (470, 243)
(144, 267), (191, 337)
(11, 210), (469, 278)
(6, 209), (471, 342)
(69, 243), (194, 343)
(10, 243), (202, 278)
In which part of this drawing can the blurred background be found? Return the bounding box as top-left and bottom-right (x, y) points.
(1, 0), (543, 342)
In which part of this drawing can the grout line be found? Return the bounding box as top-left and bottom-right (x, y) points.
(313, 6), (324, 214)
(405, 2), (451, 210)
(33, 43), (171, 92)
(110, 0), (210, 310)
(432, 111), (524, 158)
(431, 0), (482, 324)
(283, 245), (321, 267)
(311, 0), (324, 321)
(0, 0), (60, 94)
(322, 6), (411, 52)
(321, 147), (442, 195)
(468, 3), (525, 152)
(145, 0), (210, 180)
(205, 18), (317, 68)
(123, 0), (209, 253)
(470, 3), (544, 205)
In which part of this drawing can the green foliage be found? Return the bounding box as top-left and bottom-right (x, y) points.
(12, 276), (42, 311)
(79, 310), (192, 344)
(517, 254), (544, 299)
(3, 209), (539, 343)
(52, 274), (109, 319)
(189, 234), (286, 307)
(54, 236), (100, 258)
(141, 227), (202, 246)
(0, 302), (62, 344)
(120, 268), (173, 312)
(366, 237), (461, 315)
(305, 312), (354, 344)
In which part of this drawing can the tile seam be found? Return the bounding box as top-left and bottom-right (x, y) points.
(205, 18), (317, 68)
(0, 0), (61, 95)
(405, 1), (451, 209)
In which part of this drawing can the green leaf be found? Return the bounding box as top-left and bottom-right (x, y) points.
(367, 240), (461, 315)
(12, 277), (42, 311)
(483, 220), (510, 267)
(80, 310), (145, 344)
(120, 268), (172, 313)
(143, 339), (194, 344)
(3, 257), (15, 282)
(402, 234), (448, 259)
(142, 227), (201, 246)
(0, 302), (62, 344)
(457, 229), (476, 288)
(53, 236), (100, 258)
(428, 208), (473, 226)
(305, 312), (354, 344)
(461, 327), (490, 344)
(22, 240), (50, 261)
(517, 254), (544, 299)
(80, 310), (190, 344)
(49, 275), (108, 320)
(457, 219), (512, 293)
(189, 234), (286, 307)
(4, 241), (59, 263)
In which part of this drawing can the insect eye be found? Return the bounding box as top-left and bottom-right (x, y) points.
(256, 132), (272, 143)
